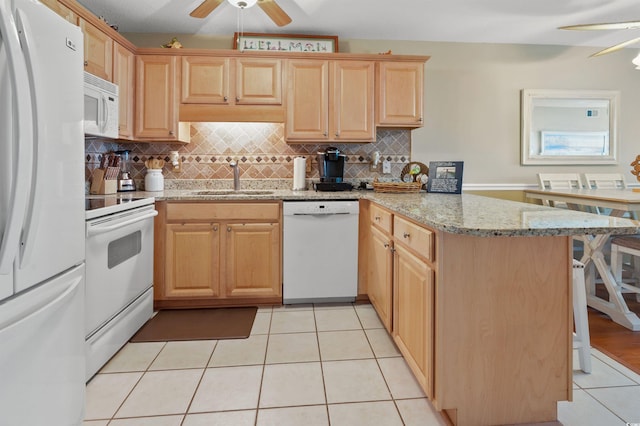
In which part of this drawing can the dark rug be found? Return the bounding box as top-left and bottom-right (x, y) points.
(130, 307), (258, 342)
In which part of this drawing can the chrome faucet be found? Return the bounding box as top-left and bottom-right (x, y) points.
(229, 160), (240, 191)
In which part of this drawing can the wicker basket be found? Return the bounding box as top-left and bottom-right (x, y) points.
(372, 180), (422, 193)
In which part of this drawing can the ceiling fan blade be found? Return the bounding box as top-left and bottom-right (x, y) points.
(559, 21), (640, 31)
(590, 37), (640, 57)
(257, 0), (292, 27)
(190, 0), (225, 18)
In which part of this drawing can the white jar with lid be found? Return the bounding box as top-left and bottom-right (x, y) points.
(145, 169), (164, 191)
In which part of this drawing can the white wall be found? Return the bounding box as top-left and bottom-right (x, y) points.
(126, 34), (640, 186)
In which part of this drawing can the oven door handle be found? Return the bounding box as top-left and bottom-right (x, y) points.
(86, 210), (158, 237)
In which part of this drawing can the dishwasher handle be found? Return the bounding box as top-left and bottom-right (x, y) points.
(86, 210), (158, 237)
(292, 212), (352, 216)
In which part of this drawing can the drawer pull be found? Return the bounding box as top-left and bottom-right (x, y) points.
(227, 227), (232, 232)
(384, 243), (389, 248)
(213, 226), (218, 231)
(375, 216), (381, 221)
(403, 232), (410, 238)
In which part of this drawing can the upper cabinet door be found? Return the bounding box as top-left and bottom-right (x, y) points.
(181, 57), (230, 104)
(235, 58), (282, 105)
(332, 60), (375, 142)
(79, 18), (113, 81)
(377, 61), (424, 127)
(135, 55), (180, 140)
(285, 59), (329, 141)
(112, 43), (134, 139)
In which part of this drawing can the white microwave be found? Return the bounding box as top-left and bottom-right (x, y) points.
(83, 72), (119, 139)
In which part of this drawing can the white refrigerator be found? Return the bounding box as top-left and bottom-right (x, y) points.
(0, 0), (86, 424)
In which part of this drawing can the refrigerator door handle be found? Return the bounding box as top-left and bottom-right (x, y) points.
(0, 5), (34, 275)
(14, 9), (43, 269)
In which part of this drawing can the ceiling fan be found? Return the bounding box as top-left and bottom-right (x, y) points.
(190, 0), (292, 27)
(559, 20), (640, 57)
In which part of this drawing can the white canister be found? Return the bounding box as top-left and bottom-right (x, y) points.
(145, 169), (164, 191)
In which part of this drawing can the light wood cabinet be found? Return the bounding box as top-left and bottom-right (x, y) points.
(376, 61), (424, 127)
(236, 58), (283, 105)
(165, 223), (220, 298)
(155, 201), (282, 308)
(368, 225), (393, 331)
(181, 56), (230, 104)
(393, 239), (434, 399)
(286, 59), (375, 142)
(135, 55), (188, 142)
(41, 0), (76, 24)
(181, 57), (282, 105)
(79, 18), (113, 81)
(225, 223), (281, 298)
(112, 42), (134, 139)
(362, 203), (435, 397)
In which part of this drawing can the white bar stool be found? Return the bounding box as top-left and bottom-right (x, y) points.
(573, 259), (592, 374)
(610, 235), (640, 302)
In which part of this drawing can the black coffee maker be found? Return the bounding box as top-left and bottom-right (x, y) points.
(314, 147), (353, 191)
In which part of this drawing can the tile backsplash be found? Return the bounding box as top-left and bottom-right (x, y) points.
(85, 123), (411, 189)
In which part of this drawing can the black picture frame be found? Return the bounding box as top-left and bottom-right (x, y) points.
(426, 161), (464, 194)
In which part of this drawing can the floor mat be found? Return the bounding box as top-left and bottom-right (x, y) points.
(130, 307), (257, 342)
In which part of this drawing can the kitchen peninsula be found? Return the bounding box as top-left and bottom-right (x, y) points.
(143, 187), (639, 426)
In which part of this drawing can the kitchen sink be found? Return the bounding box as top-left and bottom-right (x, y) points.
(192, 190), (274, 196)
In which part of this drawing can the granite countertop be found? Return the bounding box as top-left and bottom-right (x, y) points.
(127, 182), (639, 237)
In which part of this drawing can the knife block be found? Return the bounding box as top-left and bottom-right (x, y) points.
(90, 168), (118, 195)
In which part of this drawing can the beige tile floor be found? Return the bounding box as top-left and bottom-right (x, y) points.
(84, 303), (640, 426)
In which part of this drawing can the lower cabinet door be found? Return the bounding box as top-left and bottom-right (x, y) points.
(165, 223), (220, 298)
(225, 222), (281, 298)
(393, 243), (434, 399)
(368, 225), (393, 331)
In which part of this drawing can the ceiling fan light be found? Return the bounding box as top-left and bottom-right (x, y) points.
(227, 0), (257, 8)
(633, 52), (640, 70)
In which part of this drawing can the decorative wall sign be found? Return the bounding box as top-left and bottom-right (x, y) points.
(233, 32), (338, 53)
(426, 161), (464, 194)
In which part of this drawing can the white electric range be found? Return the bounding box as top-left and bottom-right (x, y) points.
(84, 194), (157, 380)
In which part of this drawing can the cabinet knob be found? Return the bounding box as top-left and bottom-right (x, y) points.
(403, 232), (410, 238)
(374, 216), (381, 221)
(84, 60), (88, 67)
(213, 226), (218, 231)
(384, 243), (390, 249)
(323, 132), (328, 137)
(418, 117), (423, 122)
(335, 132), (339, 137)
(223, 96), (228, 102)
(169, 130), (174, 136)
(390, 247), (396, 254)
(227, 227), (232, 232)
(235, 97), (240, 102)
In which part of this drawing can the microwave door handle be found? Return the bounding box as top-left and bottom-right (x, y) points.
(0, 5), (35, 275)
(100, 93), (108, 134)
(15, 9), (46, 269)
(86, 210), (158, 237)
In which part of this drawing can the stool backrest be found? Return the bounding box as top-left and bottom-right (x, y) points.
(537, 173), (584, 208)
(582, 173), (627, 189)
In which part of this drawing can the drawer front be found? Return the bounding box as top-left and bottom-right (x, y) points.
(166, 202), (280, 221)
(370, 203), (393, 234)
(393, 216), (433, 261)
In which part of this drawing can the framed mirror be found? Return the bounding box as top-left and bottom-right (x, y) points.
(521, 89), (619, 165)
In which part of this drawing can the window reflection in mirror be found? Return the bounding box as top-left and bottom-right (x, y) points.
(521, 89), (619, 165)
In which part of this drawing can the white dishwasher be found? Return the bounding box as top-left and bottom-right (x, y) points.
(283, 200), (359, 304)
